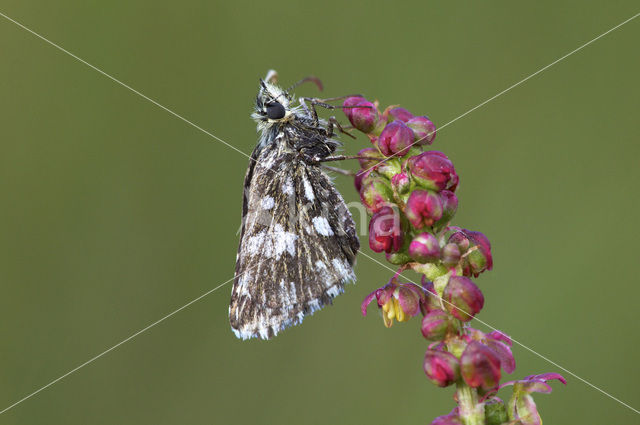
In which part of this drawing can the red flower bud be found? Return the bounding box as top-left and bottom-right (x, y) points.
(465, 230), (493, 277)
(448, 229), (470, 252)
(342, 96), (365, 120)
(422, 277), (441, 313)
(405, 190), (443, 228)
(354, 169), (370, 193)
(375, 158), (402, 180)
(448, 229), (493, 277)
(461, 341), (501, 390)
(485, 338), (515, 374)
(390, 172), (411, 195)
(442, 276), (484, 322)
(421, 309), (459, 340)
(409, 232), (440, 263)
(357, 147), (383, 169)
(424, 349), (461, 387)
(343, 97), (379, 133)
(368, 206), (402, 253)
(407, 116), (436, 145)
(359, 176), (393, 213)
(441, 243), (461, 267)
(396, 284), (424, 317)
(377, 121), (415, 157)
(407, 151), (458, 192)
(387, 107), (414, 123)
(435, 190), (458, 227)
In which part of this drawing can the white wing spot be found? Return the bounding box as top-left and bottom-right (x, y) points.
(245, 225), (297, 259)
(246, 231), (266, 256)
(332, 258), (355, 282)
(315, 260), (332, 284)
(302, 175), (315, 201)
(261, 196), (275, 210)
(290, 282), (297, 301)
(271, 223), (297, 258)
(313, 216), (334, 236)
(282, 177), (294, 195)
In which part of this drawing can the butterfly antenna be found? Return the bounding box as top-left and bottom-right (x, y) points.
(287, 76), (324, 93)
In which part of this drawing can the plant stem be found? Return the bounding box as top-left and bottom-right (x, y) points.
(456, 382), (484, 425)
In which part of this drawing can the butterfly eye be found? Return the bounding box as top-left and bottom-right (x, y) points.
(266, 101), (286, 119)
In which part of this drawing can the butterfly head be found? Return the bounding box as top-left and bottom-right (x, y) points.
(254, 70), (293, 124)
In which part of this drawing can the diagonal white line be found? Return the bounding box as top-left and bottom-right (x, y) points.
(357, 250), (640, 414)
(0, 11), (253, 162)
(361, 11), (640, 175)
(1, 6), (638, 418)
(0, 271), (243, 415)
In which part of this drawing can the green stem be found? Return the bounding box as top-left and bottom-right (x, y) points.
(456, 382), (484, 425)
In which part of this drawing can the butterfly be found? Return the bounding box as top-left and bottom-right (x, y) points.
(229, 70), (359, 340)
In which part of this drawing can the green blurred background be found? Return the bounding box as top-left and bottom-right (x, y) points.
(1, 1), (638, 423)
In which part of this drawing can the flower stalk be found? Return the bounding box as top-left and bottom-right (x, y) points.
(348, 96), (565, 424)
(456, 383), (483, 425)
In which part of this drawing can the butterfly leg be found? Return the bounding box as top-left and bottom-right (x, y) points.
(321, 165), (356, 176)
(300, 97), (365, 123)
(299, 97), (356, 139)
(299, 97), (334, 126)
(317, 155), (381, 163)
(327, 117), (356, 139)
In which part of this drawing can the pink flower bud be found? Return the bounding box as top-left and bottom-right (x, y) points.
(424, 349), (460, 387)
(406, 151), (458, 192)
(375, 158), (402, 180)
(342, 96), (365, 121)
(448, 230), (470, 252)
(390, 172), (411, 195)
(387, 107), (414, 122)
(407, 116), (437, 145)
(422, 277), (441, 313)
(409, 232), (440, 263)
(377, 121), (415, 157)
(441, 243), (461, 267)
(357, 147), (383, 169)
(461, 341), (501, 390)
(368, 206), (402, 253)
(435, 190), (458, 227)
(448, 229), (493, 277)
(354, 169), (370, 193)
(396, 284), (424, 317)
(421, 309), (459, 340)
(359, 176), (393, 213)
(343, 97), (379, 133)
(485, 338), (515, 374)
(443, 276), (484, 322)
(465, 230), (493, 277)
(405, 190), (443, 228)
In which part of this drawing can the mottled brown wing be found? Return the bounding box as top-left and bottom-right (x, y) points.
(230, 140), (359, 340)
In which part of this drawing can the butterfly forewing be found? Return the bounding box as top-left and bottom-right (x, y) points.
(230, 130), (359, 340)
